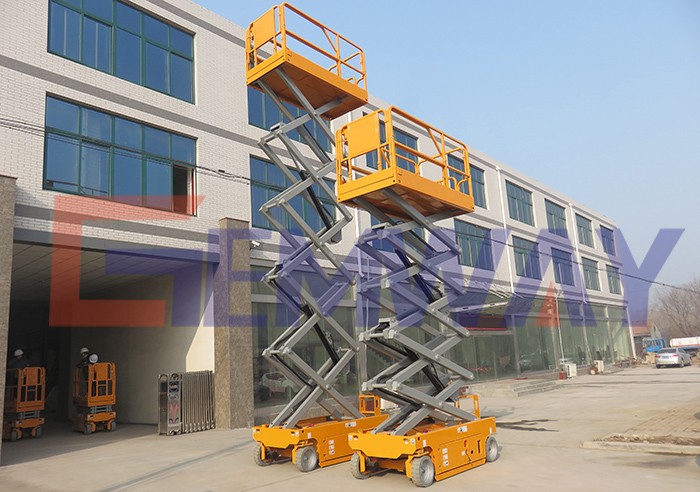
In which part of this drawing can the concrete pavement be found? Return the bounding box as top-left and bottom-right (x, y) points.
(1, 365), (698, 491)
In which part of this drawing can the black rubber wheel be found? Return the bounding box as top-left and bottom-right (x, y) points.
(485, 435), (500, 462)
(411, 456), (435, 488)
(10, 429), (19, 442)
(350, 452), (374, 480)
(33, 426), (43, 438)
(83, 423), (93, 435)
(253, 444), (274, 467)
(108, 421), (116, 432)
(295, 445), (318, 472)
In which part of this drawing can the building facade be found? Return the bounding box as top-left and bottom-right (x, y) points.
(0, 0), (632, 458)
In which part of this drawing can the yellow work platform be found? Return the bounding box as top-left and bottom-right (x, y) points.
(246, 3), (368, 119)
(336, 107), (475, 220)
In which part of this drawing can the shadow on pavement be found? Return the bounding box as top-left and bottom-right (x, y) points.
(1, 420), (156, 466)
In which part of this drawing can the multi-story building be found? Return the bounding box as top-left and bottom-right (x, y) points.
(0, 0), (632, 457)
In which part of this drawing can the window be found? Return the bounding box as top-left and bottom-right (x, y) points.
(455, 220), (494, 270)
(44, 96), (196, 213)
(250, 156), (336, 235)
(576, 214), (594, 247)
(606, 265), (622, 294)
(247, 87), (331, 152)
(48, 0), (194, 102)
(582, 257), (600, 291)
(551, 248), (574, 286)
(506, 181), (534, 225)
(545, 200), (567, 238)
(470, 165), (486, 208)
(512, 236), (541, 279)
(447, 154), (469, 194)
(393, 128), (418, 172)
(601, 226), (616, 255)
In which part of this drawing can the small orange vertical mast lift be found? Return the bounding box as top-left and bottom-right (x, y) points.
(246, 4), (385, 472)
(73, 360), (116, 434)
(3, 367), (46, 441)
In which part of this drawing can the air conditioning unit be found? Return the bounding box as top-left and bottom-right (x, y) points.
(594, 360), (604, 374)
(563, 363), (577, 378)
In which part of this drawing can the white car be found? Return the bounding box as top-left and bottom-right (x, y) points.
(655, 348), (692, 368)
(260, 372), (295, 397)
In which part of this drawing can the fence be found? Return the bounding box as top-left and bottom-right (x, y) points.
(158, 370), (215, 435)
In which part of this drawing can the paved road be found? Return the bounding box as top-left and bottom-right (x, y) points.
(1, 365), (698, 491)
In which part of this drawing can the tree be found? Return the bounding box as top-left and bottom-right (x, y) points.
(651, 278), (700, 339)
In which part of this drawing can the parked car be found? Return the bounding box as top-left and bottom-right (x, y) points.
(259, 372), (295, 400)
(655, 348), (692, 368)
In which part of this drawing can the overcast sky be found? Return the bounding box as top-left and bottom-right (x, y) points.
(196, 0), (700, 289)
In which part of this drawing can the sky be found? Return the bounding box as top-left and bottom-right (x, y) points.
(196, 0), (700, 289)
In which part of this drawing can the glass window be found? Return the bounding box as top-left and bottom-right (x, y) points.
(169, 53), (192, 102)
(44, 96), (196, 214)
(470, 165), (486, 208)
(447, 154), (468, 194)
(45, 134), (79, 193)
(48, 0), (194, 103)
(81, 15), (112, 73)
(606, 265), (622, 294)
(49, 3), (81, 61)
(247, 88), (332, 152)
(114, 117), (142, 150)
(576, 214), (594, 247)
(249, 156), (336, 235)
(551, 248), (574, 286)
(45, 98), (80, 133)
(513, 236), (541, 279)
(601, 226), (616, 255)
(582, 257), (600, 291)
(83, 0), (113, 22)
(455, 220), (494, 270)
(116, 2), (140, 33)
(115, 28), (141, 83)
(394, 128), (418, 172)
(506, 181), (534, 225)
(545, 199), (567, 238)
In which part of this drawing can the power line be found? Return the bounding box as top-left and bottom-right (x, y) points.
(0, 114), (690, 294)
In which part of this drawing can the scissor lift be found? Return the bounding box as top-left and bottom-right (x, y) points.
(247, 4), (386, 472)
(336, 108), (499, 487)
(3, 367), (45, 441)
(73, 362), (116, 434)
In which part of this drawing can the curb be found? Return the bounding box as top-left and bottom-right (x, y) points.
(581, 440), (700, 456)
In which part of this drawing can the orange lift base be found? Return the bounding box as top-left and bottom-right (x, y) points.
(348, 417), (497, 484)
(253, 414), (387, 470)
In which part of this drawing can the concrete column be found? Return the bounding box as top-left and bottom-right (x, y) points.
(0, 175), (17, 461)
(213, 218), (255, 429)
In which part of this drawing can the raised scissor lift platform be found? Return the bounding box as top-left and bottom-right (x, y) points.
(247, 3), (384, 472)
(336, 108), (498, 486)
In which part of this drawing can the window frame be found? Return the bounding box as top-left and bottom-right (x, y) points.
(512, 236), (541, 279)
(506, 181), (534, 226)
(454, 220), (494, 271)
(545, 199), (568, 238)
(582, 257), (600, 291)
(576, 214), (594, 247)
(551, 248), (575, 286)
(43, 96), (197, 214)
(601, 226), (616, 255)
(606, 264), (622, 294)
(48, 0), (194, 103)
(470, 165), (486, 209)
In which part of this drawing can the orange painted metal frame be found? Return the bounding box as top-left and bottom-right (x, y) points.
(336, 107), (475, 220)
(246, 3), (368, 118)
